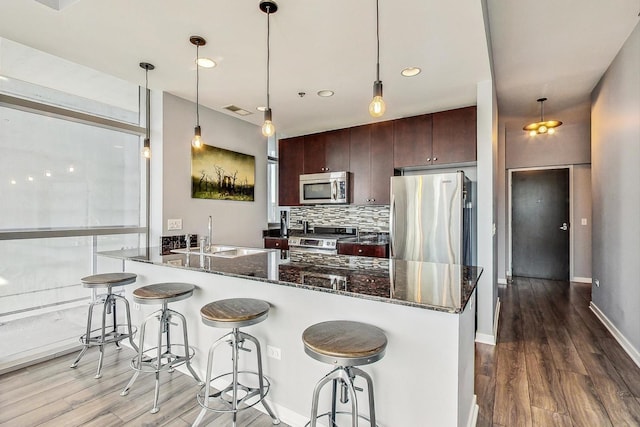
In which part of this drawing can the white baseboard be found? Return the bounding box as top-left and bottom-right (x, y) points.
(497, 278), (507, 285)
(466, 394), (479, 427)
(572, 277), (592, 284)
(475, 298), (500, 346)
(590, 302), (640, 369)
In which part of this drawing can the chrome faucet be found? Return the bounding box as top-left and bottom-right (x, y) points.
(207, 215), (213, 249)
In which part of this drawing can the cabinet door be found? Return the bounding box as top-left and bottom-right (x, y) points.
(278, 136), (305, 206)
(432, 106), (477, 164)
(393, 114), (433, 168)
(369, 121), (394, 205)
(324, 128), (350, 173)
(349, 125), (371, 205)
(303, 133), (326, 173)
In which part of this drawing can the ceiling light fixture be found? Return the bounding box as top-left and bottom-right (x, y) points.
(140, 62), (155, 159)
(317, 90), (335, 97)
(401, 67), (421, 77)
(196, 57), (216, 68)
(260, 0), (278, 137)
(190, 36), (207, 148)
(523, 97), (562, 136)
(369, 0), (385, 118)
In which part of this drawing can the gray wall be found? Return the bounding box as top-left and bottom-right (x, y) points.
(591, 22), (640, 353)
(159, 93), (267, 248)
(496, 121), (592, 282)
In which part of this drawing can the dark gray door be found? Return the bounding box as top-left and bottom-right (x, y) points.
(512, 169), (569, 280)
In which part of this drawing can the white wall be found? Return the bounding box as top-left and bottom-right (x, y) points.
(158, 93), (267, 248)
(591, 22), (640, 355)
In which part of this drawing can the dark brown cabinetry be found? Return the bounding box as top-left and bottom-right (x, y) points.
(393, 114), (433, 168)
(303, 129), (350, 174)
(350, 122), (393, 205)
(432, 106), (477, 164)
(337, 242), (388, 258)
(264, 237), (289, 250)
(278, 136), (304, 206)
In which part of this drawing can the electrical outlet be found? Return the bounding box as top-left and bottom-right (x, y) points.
(266, 345), (281, 360)
(167, 219), (182, 230)
(581, 218), (588, 225)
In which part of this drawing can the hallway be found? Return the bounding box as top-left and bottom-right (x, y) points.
(475, 277), (640, 426)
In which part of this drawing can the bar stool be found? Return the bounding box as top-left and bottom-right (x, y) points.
(193, 298), (280, 427)
(302, 320), (387, 427)
(120, 282), (201, 414)
(70, 272), (138, 379)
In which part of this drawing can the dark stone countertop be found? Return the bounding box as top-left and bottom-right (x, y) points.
(99, 247), (481, 313)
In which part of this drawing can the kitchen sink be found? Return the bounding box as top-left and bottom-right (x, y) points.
(170, 246), (269, 258)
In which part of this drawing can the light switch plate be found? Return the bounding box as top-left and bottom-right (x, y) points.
(167, 219), (182, 230)
(581, 218), (587, 225)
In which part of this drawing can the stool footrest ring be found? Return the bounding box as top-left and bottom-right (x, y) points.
(305, 411), (377, 427)
(129, 344), (195, 373)
(196, 370), (271, 414)
(79, 324), (137, 346)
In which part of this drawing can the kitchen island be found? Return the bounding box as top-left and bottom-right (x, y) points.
(98, 248), (481, 426)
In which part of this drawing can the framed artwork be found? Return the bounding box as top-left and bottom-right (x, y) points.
(191, 144), (255, 201)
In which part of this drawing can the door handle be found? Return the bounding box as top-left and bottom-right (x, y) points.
(559, 222), (568, 231)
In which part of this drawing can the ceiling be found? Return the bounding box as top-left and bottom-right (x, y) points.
(0, 0), (638, 137)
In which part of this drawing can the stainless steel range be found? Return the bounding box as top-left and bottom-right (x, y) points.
(288, 226), (357, 255)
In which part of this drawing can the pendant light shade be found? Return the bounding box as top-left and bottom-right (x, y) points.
(369, 0), (385, 118)
(523, 97), (562, 136)
(260, 0), (278, 137)
(190, 36), (206, 148)
(140, 62), (154, 158)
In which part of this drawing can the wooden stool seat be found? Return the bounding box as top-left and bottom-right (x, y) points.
(303, 320), (387, 366)
(132, 282), (195, 305)
(81, 272), (137, 288)
(200, 298), (270, 328)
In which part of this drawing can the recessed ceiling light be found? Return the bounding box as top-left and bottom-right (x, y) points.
(256, 106), (268, 112)
(196, 58), (216, 68)
(317, 90), (335, 97)
(10, 179), (16, 185)
(401, 67), (421, 77)
(27, 176), (34, 182)
(68, 166), (75, 173)
(44, 170), (52, 177)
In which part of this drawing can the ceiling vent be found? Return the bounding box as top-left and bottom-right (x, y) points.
(35, 0), (81, 11)
(223, 105), (253, 116)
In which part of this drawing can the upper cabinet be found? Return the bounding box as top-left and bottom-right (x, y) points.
(350, 122), (393, 205)
(278, 136), (304, 206)
(393, 114), (433, 168)
(303, 129), (350, 174)
(432, 106), (477, 164)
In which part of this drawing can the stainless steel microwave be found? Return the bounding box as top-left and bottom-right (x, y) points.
(299, 171), (350, 204)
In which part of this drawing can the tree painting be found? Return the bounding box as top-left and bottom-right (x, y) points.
(191, 144), (255, 201)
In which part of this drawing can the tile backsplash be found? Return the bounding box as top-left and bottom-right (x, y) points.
(289, 205), (390, 232)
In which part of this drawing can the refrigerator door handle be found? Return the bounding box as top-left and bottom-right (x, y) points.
(389, 193), (395, 258)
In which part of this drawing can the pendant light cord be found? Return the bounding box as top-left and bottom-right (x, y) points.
(266, 6), (271, 109)
(145, 69), (150, 140)
(540, 99), (544, 122)
(375, 0), (380, 82)
(196, 44), (200, 126)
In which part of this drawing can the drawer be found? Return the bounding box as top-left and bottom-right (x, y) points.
(264, 238), (289, 250)
(337, 242), (388, 258)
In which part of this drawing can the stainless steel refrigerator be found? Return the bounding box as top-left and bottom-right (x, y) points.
(390, 171), (473, 265)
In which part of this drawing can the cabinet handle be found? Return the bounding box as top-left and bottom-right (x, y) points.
(326, 167), (330, 171)
(275, 242), (280, 247)
(433, 157), (437, 161)
(427, 158), (431, 162)
(358, 249), (363, 253)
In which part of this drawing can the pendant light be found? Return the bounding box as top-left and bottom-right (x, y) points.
(140, 62), (154, 159)
(369, 0), (385, 118)
(260, 0), (278, 137)
(190, 36), (206, 148)
(523, 97), (562, 136)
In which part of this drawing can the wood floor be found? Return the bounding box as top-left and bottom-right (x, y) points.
(476, 277), (640, 427)
(0, 347), (290, 427)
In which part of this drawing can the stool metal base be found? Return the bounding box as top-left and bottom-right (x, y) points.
(193, 328), (280, 427)
(309, 366), (376, 427)
(121, 305), (201, 414)
(70, 291), (138, 379)
(305, 411), (376, 427)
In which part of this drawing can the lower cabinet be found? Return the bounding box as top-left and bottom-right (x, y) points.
(264, 238), (289, 250)
(337, 242), (388, 258)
